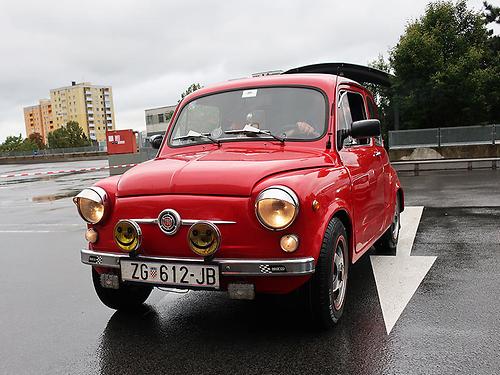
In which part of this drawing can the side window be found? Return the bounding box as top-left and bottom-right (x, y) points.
(347, 92), (366, 123)
(367, 96), (384, 146)
(337, 92), (351, 132)
(366, 96), (378, 119)
(336, 91), (368, 149)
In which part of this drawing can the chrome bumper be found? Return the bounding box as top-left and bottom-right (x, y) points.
(81, 249), (315, 277)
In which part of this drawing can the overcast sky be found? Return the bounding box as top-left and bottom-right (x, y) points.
(0, 0), (493, 142)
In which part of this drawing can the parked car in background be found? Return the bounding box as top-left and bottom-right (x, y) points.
(74, 63), (403, 328)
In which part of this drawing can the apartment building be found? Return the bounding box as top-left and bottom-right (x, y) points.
(50, 82), (115, 142)
(23, 81), (116, 144)
(23, 99), (53, 142)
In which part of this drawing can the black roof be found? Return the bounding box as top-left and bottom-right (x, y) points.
(283, 62), (393, 87)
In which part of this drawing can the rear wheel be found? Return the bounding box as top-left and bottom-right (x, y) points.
(307, 218), (349, 329)
(375, 197), (401, 252)
(92, 268), (153, 311)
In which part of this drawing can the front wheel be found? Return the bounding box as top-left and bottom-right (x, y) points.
(92, 268), (153, 311)
(307, 218), (349, 329)
(374, 197), (401, 253)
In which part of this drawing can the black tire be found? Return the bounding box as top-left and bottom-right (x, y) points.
(92, 268), (153, 311)
(374, 197), (401, 253)
(307, 217), (349, 329)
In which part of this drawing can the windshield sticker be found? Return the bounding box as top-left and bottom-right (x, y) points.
(242, 89), (258, 98)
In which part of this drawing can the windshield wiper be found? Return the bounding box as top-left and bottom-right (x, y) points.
(225, 124), (285, 144)
(173, 130), (220, 146)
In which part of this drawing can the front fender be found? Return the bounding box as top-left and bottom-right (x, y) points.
(252, 166), (353, 263)
(322, 198), (355, 263)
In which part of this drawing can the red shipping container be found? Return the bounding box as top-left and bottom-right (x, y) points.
(106, 129), (138, 155)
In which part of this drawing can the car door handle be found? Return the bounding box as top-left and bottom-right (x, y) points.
(373, 151), (382, 157)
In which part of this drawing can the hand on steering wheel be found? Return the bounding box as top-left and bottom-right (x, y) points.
(280, 122), (320, 138)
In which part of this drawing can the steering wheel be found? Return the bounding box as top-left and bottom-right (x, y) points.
(277, 124), (301, 138)
(278, 123), (320, 138)
(279, 124), (299, 133)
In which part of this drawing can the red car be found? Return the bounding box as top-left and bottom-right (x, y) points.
(74, 63), (403, 328)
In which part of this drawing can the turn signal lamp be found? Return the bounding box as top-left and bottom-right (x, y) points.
(280, 234), (299, 253)
(85, 228), (98, 243)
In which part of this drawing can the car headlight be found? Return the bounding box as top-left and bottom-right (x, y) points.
(73, 187), (108, 224)
(255, 186), (299, 230)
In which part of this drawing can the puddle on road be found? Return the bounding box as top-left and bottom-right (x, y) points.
(31, 190), (80, 202)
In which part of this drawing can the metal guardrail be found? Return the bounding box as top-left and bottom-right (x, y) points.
(0, 145), (106, 157)
(393, 157), (500, 175)
(389, 124), (500, 149)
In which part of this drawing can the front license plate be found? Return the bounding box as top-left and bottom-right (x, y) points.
(120, 260), (219, 289)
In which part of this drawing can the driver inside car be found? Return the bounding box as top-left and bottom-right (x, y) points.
(241, 109), (321, 139)
(283, 121), (320, 138)
(280, 93), (324, 138)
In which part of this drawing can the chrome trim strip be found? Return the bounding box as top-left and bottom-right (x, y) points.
(131, 219), (236, 225)
(133, 218), (158, 224)
(81, 249), (126, 268)
(81, 249), (314, 276)
(181, 219), (236, 225)
(218, 257), (314, 276)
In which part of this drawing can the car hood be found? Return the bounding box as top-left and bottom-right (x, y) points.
(116, 146), (334, 197)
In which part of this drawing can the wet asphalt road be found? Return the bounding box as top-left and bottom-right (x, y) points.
(0, 163), (499, 375)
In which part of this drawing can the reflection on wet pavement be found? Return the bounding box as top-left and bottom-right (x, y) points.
(31, 189), (81, 202)
(0, 160), (109, 230)
(0, 160), (109, 209)
(96, 255), (388, 375)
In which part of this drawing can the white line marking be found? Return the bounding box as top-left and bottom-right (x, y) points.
(0, 164), (137, 179)
(0, 230), (61, 233)
(1, 224), (83, 227)
(370, 206), (437, 334)
(0, 224), (85, 233)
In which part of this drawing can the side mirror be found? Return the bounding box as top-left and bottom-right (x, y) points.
(349, 119), (381, 139)
(150, 134), (164, 149)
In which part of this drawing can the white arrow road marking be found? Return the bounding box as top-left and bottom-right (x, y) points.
(370, 206), (437, 334)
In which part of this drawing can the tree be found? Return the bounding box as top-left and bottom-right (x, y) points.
(165, 110), (174, 121)
(483, 2), (500, 122)
(484, 1), (500, 24)
(65, 121), (91, 147)
(0, 134), (43, 153)
(365, 54), (394, 141)
(389, 0), (499, 129)
(47, 121), (90, 149)
(179, 83), (202, 103)
(28, 132), (45, 149)
(0, 135), (24, 152)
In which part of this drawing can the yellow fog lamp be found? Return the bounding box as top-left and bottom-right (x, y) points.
(114, 220), (142, 252)
(255, 186), (299, 230)
(188, 221), (221, 257)
(73, 187), (108, 224)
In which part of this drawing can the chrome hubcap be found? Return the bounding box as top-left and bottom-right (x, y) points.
(391, 203), (400, 240)
(332, 238), (346, 310)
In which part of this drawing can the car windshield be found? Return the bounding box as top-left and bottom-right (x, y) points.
(169, 87), (326, 146)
